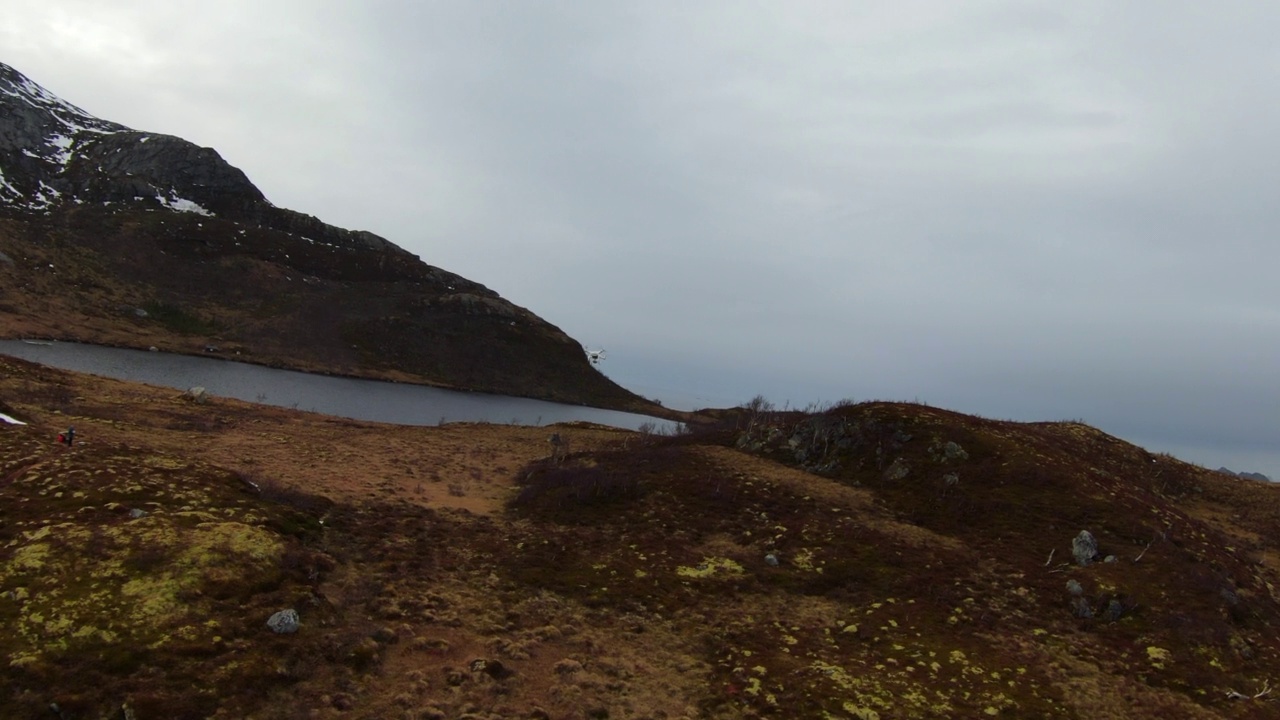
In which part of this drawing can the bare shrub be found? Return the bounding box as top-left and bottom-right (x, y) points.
(512, 462), (642, 514)
(241, 472), (333, 517)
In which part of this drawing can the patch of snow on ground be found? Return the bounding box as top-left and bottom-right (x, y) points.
(0, 413), (26, 425)
(156, 192), (213, 216)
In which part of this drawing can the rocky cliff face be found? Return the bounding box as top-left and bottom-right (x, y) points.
(0, 61), (653, 412)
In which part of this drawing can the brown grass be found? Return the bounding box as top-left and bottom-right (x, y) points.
(2, 359), (1280, 718)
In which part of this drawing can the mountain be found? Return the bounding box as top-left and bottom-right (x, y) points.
(1218, 468), (1273, 483)
(0, 61), (656, 413)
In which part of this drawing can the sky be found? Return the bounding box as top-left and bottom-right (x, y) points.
(4, 1), (1277, 478)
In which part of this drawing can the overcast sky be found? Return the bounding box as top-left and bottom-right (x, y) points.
(5, 1), (1278, 477)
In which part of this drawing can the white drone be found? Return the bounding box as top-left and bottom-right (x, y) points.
(584, 347), (607, 365)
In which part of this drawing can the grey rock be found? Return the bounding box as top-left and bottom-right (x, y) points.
(132, 307), (149, 318)
(267, 608), (300, 634)
(183, 386), (209, 404)
(1070, 596), (1093, 618)
(939, 441), (968, 461)
(884, 458), (911, 481)
(1066, 580), (1084, 596)
(1103, 599), (1124, 622)
(1103, 555), (1117, 563)
(764, 553), (779, 567)
(1072, 530), (1098, 566)
(128, 508), (147, 519)
(942, 473), (959, 487)
(0, 250), (12, 265)
(928, 440), (968, 462)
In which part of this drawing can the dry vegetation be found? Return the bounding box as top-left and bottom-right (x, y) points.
(2, 355), (1280, 719)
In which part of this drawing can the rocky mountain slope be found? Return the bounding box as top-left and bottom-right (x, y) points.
(3, 358), (1280, 719)
(0, 61), (654, 413)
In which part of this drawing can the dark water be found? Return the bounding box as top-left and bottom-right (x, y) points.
(0, 340), (675, 431)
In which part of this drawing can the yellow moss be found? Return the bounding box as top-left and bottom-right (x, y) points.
(793, 548), (820, 572)
(842, 704), (880, 720)
(121, 576), (187, 622)
(676, 557), (744, 579)
(43, 614), (74, 635)
(1146, 646), (1172, 669)
(9, 542), (50, 571)
(8, 653), (39, 668)
(71, 626), (117, 643)
(143, 456), (189, 470)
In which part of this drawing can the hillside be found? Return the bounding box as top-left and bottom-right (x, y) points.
(3, 357), (1280, 719)
(0, 61), (656, 414)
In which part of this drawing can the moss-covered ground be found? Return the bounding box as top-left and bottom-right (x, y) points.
(2, 356), (1280, 718)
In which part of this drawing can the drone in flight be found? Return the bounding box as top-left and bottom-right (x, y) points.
(584, 347), (607, 365)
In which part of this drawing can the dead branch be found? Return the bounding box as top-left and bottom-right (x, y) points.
(1225, 680), (1272, 700)
(1134, 542), (1152, 563)
(1044, 549), (1055, 567)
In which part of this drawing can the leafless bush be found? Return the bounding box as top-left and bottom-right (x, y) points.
(512, 463), (642, 513)
(242, 472), (332, 516)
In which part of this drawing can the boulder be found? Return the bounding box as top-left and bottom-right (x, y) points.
(929, 440), (969, 462)
(1072, 531), (1098, 566)
(883, 458), (910, 481)
(267, 608), (300, 634)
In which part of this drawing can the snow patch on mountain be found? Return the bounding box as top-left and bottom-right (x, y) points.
(0, 167), (21, 198)
(156, 191), (213, 216)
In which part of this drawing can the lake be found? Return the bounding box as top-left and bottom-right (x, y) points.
(0, 340), (674, 432)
